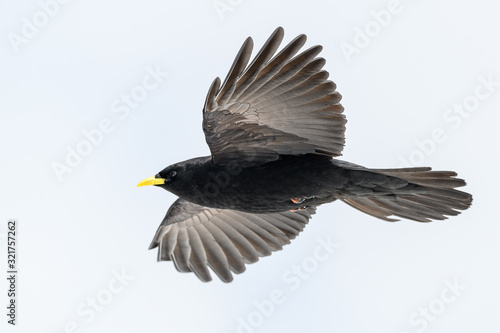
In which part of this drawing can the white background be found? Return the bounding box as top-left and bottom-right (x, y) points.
(1, 0), (499, 332)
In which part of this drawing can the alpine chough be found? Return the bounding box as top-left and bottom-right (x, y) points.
(138, 27), (472, 282)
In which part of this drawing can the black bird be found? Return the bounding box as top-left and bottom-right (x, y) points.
(138, 27), (472, 282)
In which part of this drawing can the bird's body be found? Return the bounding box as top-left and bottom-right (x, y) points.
(163, 154), (432, 214)
(162, 154), (342, 212)
(138, 27), (472, 282)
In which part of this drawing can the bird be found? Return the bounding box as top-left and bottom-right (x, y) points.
(137, 27), (472, 283)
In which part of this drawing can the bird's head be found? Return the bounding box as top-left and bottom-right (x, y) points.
(137, 163), (185, 193)
(137, 156), (211, 195)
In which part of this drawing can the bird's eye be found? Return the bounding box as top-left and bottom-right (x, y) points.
(169, 170), (177, 178)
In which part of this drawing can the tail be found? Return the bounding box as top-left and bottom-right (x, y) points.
(340, 166), (472, 222)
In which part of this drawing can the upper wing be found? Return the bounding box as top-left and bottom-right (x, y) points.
(149, 198), (316, 282)
(203, 27), (346, 165)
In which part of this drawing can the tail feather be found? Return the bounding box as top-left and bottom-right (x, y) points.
(341, 167), (472, 222)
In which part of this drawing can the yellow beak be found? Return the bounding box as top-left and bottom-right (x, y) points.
(137, 176), (166, 187)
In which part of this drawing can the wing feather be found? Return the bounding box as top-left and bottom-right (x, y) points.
(202, 27), (346, 164)
(150, 199), (316, 282)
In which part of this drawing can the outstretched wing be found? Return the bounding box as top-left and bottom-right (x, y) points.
(203, 27), (346, 165)
(149, 199), (316, 282)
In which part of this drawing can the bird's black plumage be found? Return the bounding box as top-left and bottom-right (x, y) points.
(138, 27), (472, 282)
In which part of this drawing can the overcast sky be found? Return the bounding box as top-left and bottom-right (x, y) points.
(1, 0), (499, 332)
